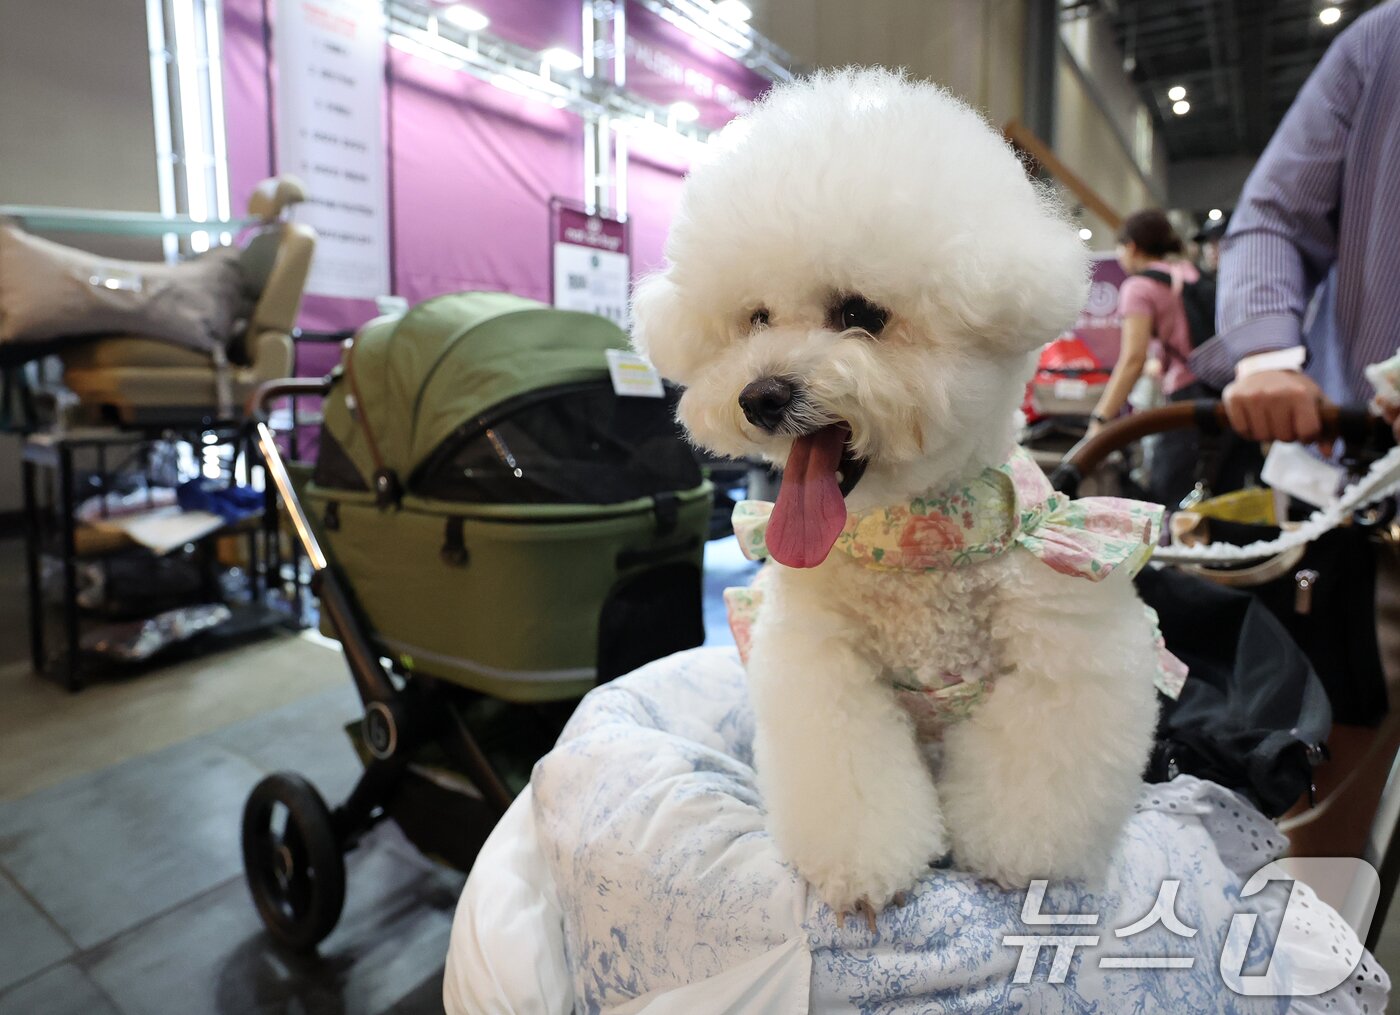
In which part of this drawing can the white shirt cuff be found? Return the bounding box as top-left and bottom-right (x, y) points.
(1234, 346), (1308, 379)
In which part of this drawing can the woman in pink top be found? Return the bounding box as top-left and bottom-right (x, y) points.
(1089, 210), (1198, 425)
(1089, 210), (1258, 505)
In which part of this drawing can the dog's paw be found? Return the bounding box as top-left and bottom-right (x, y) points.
(804, 844), (932, 921)
(833, 890), (913, 933)
(838, 898), (880, 933)
(809, 867), (900, 917)
(793, 818), (950, 926)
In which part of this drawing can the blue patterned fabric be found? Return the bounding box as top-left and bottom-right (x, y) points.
(528, 648), (1389, 1014)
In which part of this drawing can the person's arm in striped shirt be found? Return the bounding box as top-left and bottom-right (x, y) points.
(1194, 23), (1366, 443)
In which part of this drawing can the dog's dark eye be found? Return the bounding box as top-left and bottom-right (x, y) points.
(831, 295), (888, 335)
(749, 307), (770, 329)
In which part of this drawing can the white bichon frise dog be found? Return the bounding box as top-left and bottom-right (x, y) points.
(631, 69), (1164, 923)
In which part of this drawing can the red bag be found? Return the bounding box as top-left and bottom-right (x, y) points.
(1026, 336), (1110, 421)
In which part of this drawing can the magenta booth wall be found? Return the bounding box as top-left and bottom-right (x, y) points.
(220, 0), (770, 380)
(623, 3), (769, 277)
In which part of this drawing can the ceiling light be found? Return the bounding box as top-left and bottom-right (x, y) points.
(713, 0), (754, 23)
(1167, 85), (1186, 102)
(1319, 6), (1341, 25)
(1172, 99), (1191, 115)
(542, 47), (582, 72)
(1208, 208), (1223, 221)
(441, 4), (489, 31)
(670, 101), (700, 122)
(1078, 227), (1093, 241)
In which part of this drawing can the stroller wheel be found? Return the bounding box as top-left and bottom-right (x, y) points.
(241, 772), (346, 951)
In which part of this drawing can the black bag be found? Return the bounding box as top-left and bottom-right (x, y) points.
(1137, 268), (1217, 349)
(1137, 565), (1331, 817)
(1135, 272), (1231, 507)
(1195, 519), (1386, 727)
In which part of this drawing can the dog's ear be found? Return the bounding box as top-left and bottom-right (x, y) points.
(944, 185), (1092, 356)
(630, 272), (706, 384)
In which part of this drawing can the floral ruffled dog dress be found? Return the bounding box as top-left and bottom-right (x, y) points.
(725, 447), (1186, 738)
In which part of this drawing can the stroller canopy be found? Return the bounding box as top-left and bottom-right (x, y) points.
(306, 292), (711, 700)
(318, 292), (700, 505)
(324, 293), (633, 488)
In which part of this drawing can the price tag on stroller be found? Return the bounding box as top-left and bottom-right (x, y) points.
(605, 349), (665, 398)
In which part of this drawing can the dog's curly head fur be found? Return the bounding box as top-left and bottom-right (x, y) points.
(631, 68), (1090, 506)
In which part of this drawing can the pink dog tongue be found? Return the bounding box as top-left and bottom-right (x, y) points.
(767, 424), (849, 569)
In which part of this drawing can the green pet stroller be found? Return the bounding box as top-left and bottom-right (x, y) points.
(240, 292), (712, 950)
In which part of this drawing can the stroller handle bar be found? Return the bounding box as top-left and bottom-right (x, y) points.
(248, 378), (405, 715)
(253, 419), (327, 573)
(244, 376), (335, 573)
(247, 376), (333, 420)
(1050, 400), (1394, 495)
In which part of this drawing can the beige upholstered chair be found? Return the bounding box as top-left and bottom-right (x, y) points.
(62, 176), (316, 424)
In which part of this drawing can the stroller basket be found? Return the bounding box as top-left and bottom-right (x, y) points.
(302, 485), (710, 700)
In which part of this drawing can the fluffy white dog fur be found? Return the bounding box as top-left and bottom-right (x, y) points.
(631, 69), (1160, 916)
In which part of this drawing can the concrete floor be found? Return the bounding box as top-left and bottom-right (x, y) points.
(0, 614), (461, 1011)
(0, 681), (463, 1015)
(0, 529), (454, 1014)
(0, 534), (756, 1014)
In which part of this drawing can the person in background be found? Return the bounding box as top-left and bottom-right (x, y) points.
(1194, 213), (1229, 277)
(1088, 210), (1195, 434)
(1194, 0), (1400, 859)
(1088, 210), (1245, 505)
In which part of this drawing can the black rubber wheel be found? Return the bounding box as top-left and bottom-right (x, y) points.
(241, 772), (346, 951)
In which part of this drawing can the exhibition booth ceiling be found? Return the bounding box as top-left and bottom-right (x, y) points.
(220, 0), (781, 351)
(1085, 0), (1357, 161)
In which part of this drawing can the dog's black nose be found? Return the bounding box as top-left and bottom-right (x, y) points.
(739, 377), (795, 432)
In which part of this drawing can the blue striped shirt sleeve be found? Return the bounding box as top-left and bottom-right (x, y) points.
(1192, 22), (1367, 387)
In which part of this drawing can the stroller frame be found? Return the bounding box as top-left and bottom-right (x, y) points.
(240, 378), (538, 951)
(1055, 399), (1400, 953)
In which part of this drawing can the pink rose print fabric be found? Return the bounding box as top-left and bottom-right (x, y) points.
(727, 448), (1184, 734)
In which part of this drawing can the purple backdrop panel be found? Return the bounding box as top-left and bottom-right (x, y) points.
(624, 4), (770, 131)
(1073, 255), (1128, 368)
(293, 334), (345, 379)
(629, 156), (686, 279)
(222, 0), (381, 333)
(430, 0), (582, 54)
(624, 122), (696, 173)
(221, 0), (585, 330)
(389, 49), (584, 304)
(225, 0), (583, 206)
(223, 0), (274, 216)
(298, 293), (381, 333)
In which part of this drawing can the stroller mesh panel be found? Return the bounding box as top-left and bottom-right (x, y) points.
(313, 427), (369, 491)
(411, 383), (702, 505)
